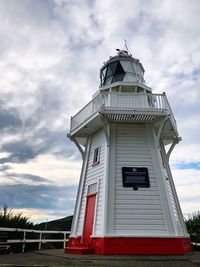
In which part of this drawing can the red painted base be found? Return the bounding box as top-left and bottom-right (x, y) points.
(65, 236), (192, 255)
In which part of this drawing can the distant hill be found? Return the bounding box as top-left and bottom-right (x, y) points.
(36, 215), (73, 231)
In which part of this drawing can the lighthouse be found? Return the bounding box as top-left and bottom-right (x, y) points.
(65, 50), (191, 255)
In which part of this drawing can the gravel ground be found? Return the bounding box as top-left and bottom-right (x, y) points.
(0, 249), (200, 267)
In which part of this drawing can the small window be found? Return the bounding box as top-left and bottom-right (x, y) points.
(101, 60), (125, 86)
(92, 147), (100, 166)
(88, 183), (97, 195)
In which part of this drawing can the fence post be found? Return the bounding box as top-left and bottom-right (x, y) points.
(63, 232), (66, 249)
(38, 232), (42, 250)
(22, 231), (26, 253)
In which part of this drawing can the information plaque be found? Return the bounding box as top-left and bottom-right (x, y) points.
(122, 167), (150, 188)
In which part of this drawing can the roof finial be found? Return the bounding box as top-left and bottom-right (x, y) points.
(124, 38), (132, 56)
(115, 39), (132, 56)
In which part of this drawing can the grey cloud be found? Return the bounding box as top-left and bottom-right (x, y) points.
(0, 0), (55, 28)
(0, 104), (22, 130)
(0, 183), (77, 210)
(36, 83), (63, 113)
(68, 35), (104, 51)
(1, 141), (35, 164)
(21, 82), (70, 131)
(0, 129), (79, 164)
(0, 165), (11, 172)
(0, 86), (79, 165)
(5, 173), (51, 184)
(0, 81), (80, 165)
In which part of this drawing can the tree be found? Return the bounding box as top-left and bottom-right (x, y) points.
(185, 212), (200, 243)
(0, 204), (34, 229)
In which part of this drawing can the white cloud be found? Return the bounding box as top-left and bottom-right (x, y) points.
(171, 144), (200, 164)
(172, 168), (200, 215)
(0, 152), (11, 159)
(13, 208), (73, 224)
(5, 154), (82, 186)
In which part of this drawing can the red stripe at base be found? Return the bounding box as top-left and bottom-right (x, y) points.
(65, 236), (192, 255)
(92, 237), (192, 255)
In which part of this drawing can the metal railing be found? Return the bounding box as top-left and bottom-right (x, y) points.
(0, 227), (70, 252)
(70, 91), (175, 133)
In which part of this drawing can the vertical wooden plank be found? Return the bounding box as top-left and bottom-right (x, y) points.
(22, 231), (26, 253)
(38, 232), (42, 250)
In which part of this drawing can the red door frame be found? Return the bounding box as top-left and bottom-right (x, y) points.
(82, 193), (96, 244)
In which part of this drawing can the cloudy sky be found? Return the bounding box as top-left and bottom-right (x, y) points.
(0, 0), (199, 224)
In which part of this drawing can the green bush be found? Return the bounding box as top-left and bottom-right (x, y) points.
(0, 204), (34, 229)
(185, 212), (200, 243)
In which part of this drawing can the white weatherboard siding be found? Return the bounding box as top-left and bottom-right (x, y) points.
(94, 178), (103, 235)
(69, 137), (91, 237)
(166, 178), (183, 234)
(114, 123), (168, 236)
(162, 161), (186, 236)
(76, 129), (105, 236)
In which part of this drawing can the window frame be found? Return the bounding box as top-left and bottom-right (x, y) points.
(92, 147), (100, 166)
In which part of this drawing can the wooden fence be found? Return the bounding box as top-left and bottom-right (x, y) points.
(0, 227), (70, 252)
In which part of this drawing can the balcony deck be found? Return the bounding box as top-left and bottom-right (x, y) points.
(69, 92), (177, 140)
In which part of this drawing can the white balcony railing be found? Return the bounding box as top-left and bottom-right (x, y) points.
(70, 92), (175, 133)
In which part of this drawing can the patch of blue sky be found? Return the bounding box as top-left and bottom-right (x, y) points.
(174, 68), (200, 81)
(192, 69), (200, 80)
(68, 35), (104, 51)
(172, 162), (200, 170)
(175, 72), (187, 79)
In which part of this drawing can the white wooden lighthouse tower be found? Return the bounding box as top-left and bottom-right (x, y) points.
(65, 50), (191, 255)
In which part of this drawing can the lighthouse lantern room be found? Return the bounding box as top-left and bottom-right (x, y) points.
(65, 50), (192, 255)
